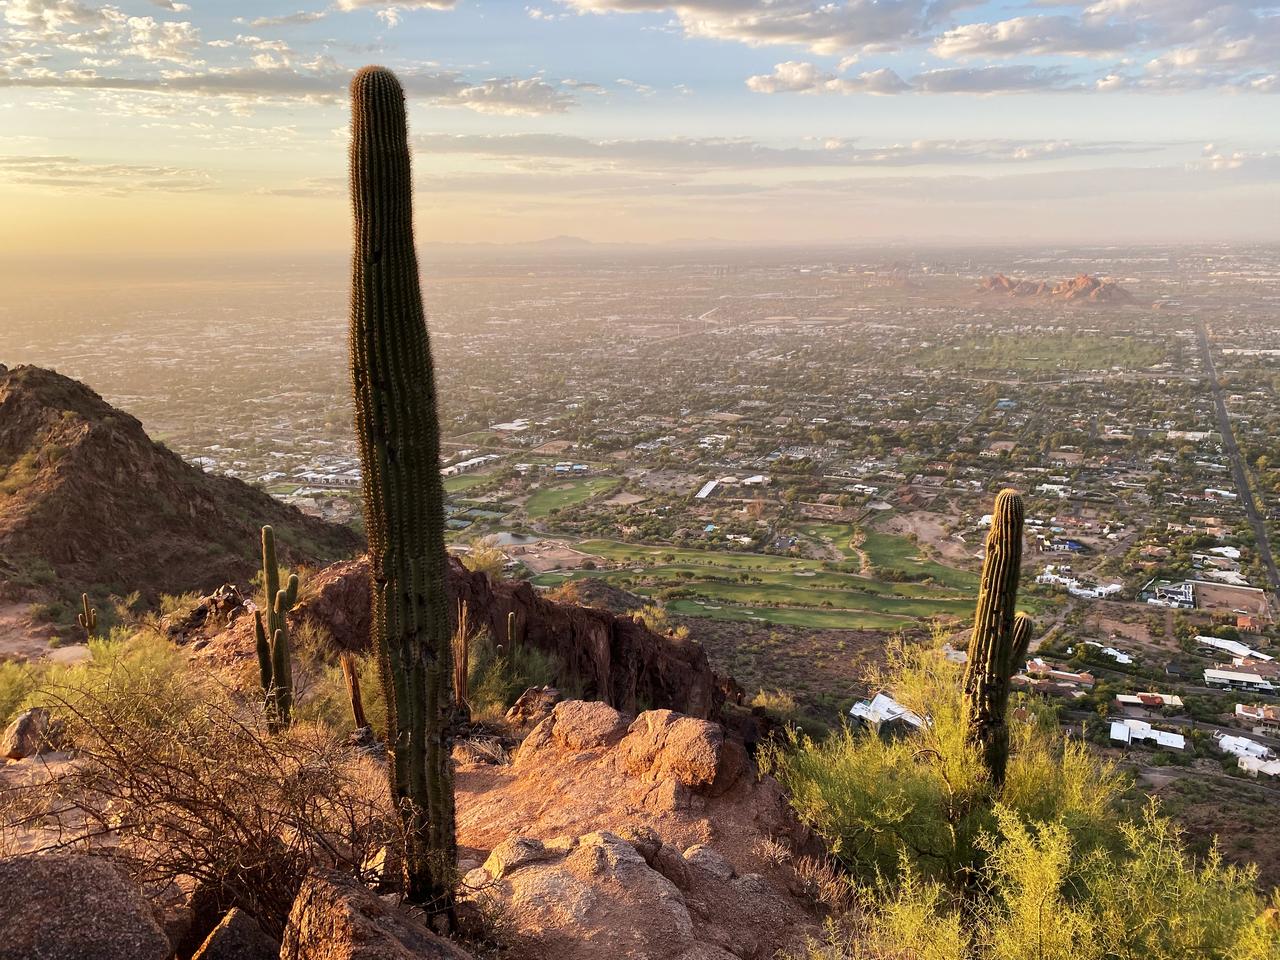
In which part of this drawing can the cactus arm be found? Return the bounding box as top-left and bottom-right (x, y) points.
(254, 611), (272, 692)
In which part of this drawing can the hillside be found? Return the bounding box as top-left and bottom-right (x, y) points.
(980, 272), (1135, 304)
(0, 364), (360, 604)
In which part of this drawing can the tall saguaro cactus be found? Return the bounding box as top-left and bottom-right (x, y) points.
(254, 525), (298, 733)
(962, 489), (1032, 789)
(348, 65), (456, 918)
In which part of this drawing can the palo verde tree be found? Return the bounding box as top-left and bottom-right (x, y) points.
(347, 64), (456, 921)
(962, 488), (1032, 788)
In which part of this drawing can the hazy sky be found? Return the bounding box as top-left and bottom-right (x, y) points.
(1, 0), (1278, 253)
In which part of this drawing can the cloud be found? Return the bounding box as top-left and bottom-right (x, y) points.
(747, 60), (1077, 95)
(0, 60), (580, 114)
(745, 61), (910, 94)
(558, 0), (947, 55)
(412, 131), (1160, 169)
(932, 15), (1139, 59)
(238, 11), (329, 29)
(0, 153), (213, 192)
(335, 0), (458, 11)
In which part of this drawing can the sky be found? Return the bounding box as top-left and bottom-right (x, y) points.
(1, 0), (1278, 254)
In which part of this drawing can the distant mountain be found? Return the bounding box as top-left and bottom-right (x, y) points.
(980, 273), (1135, 304)
(0, 365), (360, 604)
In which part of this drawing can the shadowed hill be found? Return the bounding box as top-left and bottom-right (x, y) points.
(0, 364), (361, 603)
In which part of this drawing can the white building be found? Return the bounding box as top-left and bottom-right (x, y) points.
(1196, 635), (1273, 662)
(1215, 733), (1274, 760)
(1109, 719), (1186, 751)
(850, 692), (924, 733)
(1204, 668), (1276, 693)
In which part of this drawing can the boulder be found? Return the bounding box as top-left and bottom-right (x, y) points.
(2, 706), (49, 760)
(192, 907), (278, 960)
(515, 700), (629, 764)
(505, 685), (561, 728)
(0, 853), (170, 960)
(280, 868), (473, 960)
(619, 710), (745, 795)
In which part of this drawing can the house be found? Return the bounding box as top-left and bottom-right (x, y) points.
(1235, 703), (1280, 734)
(1115, 692), (1183, 715)
(1237, 756), (1280, 778)
(1204, 668), (1276, 694)
(1109, 719), (1186, 751)
(1196, 635), (1273, 662)
(1026, 659), (1095, 688)
(849, 692), (924, 735)
(1214, 733), (1274, 761)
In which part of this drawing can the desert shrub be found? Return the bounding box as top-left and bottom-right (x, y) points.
(4, 655), (396, 938)
(0, 659), (42, 727)
(295, 649), (386, 737)
(767, 638), (1280, 960)
(751, 688), (800, 723)
(465, 632), (562, 723)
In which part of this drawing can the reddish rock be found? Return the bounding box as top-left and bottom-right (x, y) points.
(280, 869), (472, 960)
(2, 706), (49, 760)
(202, 556), (726, 720)
(0, 853), (170, 960)
(619, 710), (745, 796)
(192, 907), (278, 960)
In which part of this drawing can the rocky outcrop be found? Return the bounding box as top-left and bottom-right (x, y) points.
(192, 907), (279, 960)
(0, 365), (360, 604)
(0, 853), (171, 960)
(202, 556), (727, 720)
(455, 701), (820, 960)
(980, 273), (1134, 304)
(504, 685), (561, 728)
(280, 869), (472, 960)
(2, 706), (49, 760)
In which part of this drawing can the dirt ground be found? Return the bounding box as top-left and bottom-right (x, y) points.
(1194, 582), (1272, 621)
(1141, 766), (1280, 891)
(0, 603), (89, 665)
(879, 510), (978, 566)
(508, 541), (601, 575)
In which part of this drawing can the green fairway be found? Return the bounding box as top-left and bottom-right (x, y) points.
(858, 529), (978, 590)
(444, 470), (494, 494)
(525, 476), (621, 518)
(795, 522), (861, 559)
(533, 533), (987, 629)
(665, 599), (911, 631)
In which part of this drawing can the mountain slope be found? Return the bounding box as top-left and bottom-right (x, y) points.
(980, 273), (1135, 304)
(0, 364), (360, 602)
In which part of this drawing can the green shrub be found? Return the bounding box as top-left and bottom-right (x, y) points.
(767, 637), (1280, 960)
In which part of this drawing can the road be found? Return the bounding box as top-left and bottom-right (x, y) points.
(1197, 320), (1280, 591)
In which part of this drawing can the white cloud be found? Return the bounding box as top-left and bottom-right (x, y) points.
(745, 61), (909, 94)
(559, 0), (946, 55)
(746, 61), (1075, 95)
(335, 0), (458, 11)
(932, 15), (1138, 59)
(414, 131), (1165, 169)
(0, 152), (213, 192)
(0, 60), (580, 115)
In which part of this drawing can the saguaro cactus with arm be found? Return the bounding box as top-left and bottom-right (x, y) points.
(347, 64), (456, 919)
(962, 489), (1030, 789)
(254, 524), (297, 733)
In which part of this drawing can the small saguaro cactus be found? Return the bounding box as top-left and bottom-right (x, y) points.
(77, 593), (98, 639)
(962, 488), (1032, 789)
(254, 525), (298, 733)
(348, 64), (456, 919)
